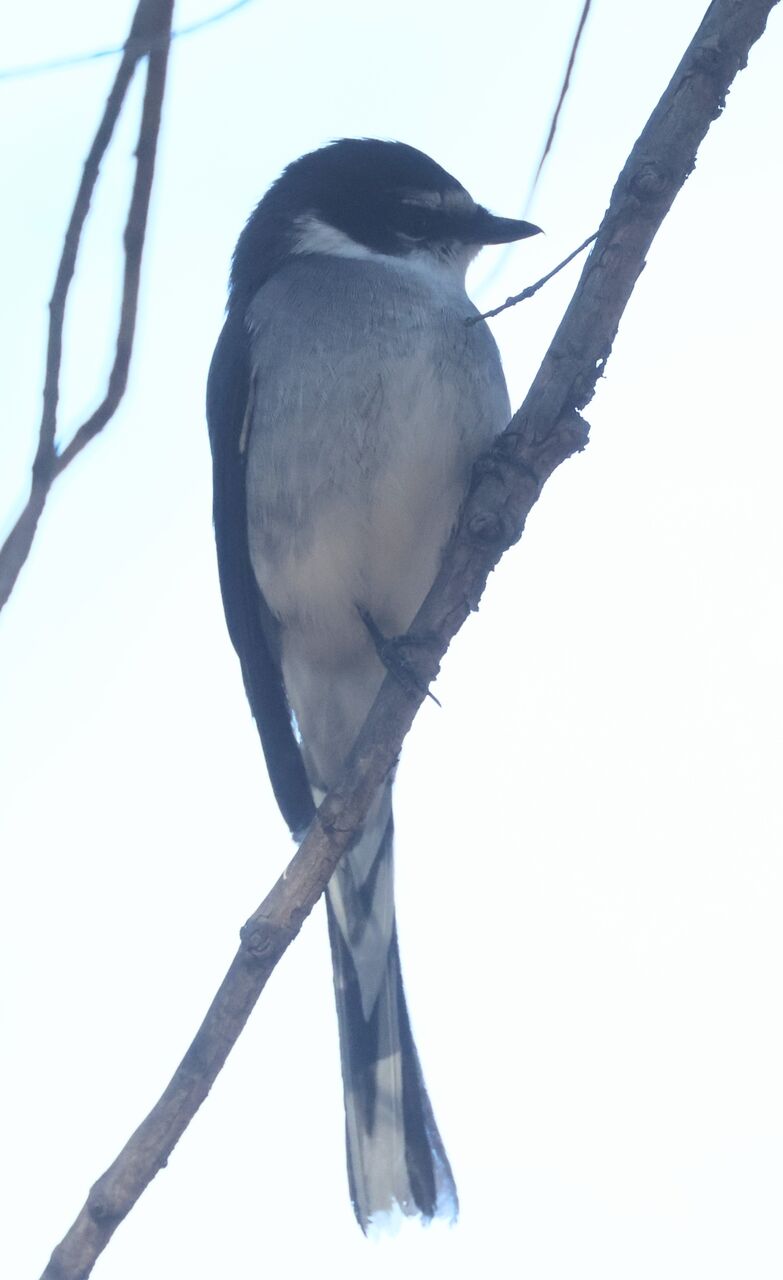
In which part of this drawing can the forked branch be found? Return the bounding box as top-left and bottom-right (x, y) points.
(0, 0), (174, 613)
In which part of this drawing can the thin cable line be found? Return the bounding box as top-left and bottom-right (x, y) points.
(0, 0), (255, 82)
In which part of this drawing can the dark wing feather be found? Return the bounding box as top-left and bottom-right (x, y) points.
(206, 309), (314, 836)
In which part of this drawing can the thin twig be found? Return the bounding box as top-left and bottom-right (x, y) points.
(527, 0), (593, 207)
(0, 0), (173, 612)
(469, 230), (599, 323)
(469, 1), (593, 303)
(38, 1), (780, 1276)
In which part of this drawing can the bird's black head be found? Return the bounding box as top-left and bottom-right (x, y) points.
(230, 139), (541, 305)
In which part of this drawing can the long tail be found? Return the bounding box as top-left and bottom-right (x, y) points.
(325, 780), (457, 1232)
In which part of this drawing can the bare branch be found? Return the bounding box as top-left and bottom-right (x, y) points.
(0, 0), (174, 613)
(39, 0), (780, 1276)
(54, 14), (172, 473)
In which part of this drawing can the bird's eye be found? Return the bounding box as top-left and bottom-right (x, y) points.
(395, 204), (432, 240)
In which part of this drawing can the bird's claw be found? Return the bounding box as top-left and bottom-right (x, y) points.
(357, 607), (441, 707)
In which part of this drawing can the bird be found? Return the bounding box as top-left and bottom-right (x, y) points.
(206, 138), (540, 1232)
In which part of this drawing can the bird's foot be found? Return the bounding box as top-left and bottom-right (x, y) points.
(357, 607), (442, 707)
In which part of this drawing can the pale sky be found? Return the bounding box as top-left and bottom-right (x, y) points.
(2, 2), (782, 1277)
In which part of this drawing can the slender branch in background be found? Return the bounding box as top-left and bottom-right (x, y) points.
(526, 0), (594, 208)
(470, 229), (599, 323)
(54, 16), (172, 474)
(471, 1), (592, 305)
(0, 0), (174, 614)
(38, 1), (780, 1276)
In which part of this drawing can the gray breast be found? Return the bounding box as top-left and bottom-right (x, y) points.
(243, 254), (510, 645)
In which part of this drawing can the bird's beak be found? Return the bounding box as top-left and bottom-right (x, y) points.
(472, 207), (542, 245)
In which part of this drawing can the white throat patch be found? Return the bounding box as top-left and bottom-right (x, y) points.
(290, 213), (478, 286)
(291, 215), (379, 262)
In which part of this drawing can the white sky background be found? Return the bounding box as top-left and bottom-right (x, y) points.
(1, 1), (782, 1276)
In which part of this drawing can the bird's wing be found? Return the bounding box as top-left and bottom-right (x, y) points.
(206, 308), (314, 836)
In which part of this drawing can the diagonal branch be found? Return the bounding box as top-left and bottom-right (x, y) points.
(39, 0), (779, 1276)
(0, 0), (174, 614)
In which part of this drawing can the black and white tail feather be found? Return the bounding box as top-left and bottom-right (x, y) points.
(324, 779), (457, 1231)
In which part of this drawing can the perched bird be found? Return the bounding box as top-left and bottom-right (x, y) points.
(207, 138), (540, 1231)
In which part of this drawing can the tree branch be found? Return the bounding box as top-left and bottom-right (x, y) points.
(39, 0), (779, 1276)
(0, 0), (174, 613)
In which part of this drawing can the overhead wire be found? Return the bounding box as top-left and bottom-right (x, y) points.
(0, 0), (255, 82)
